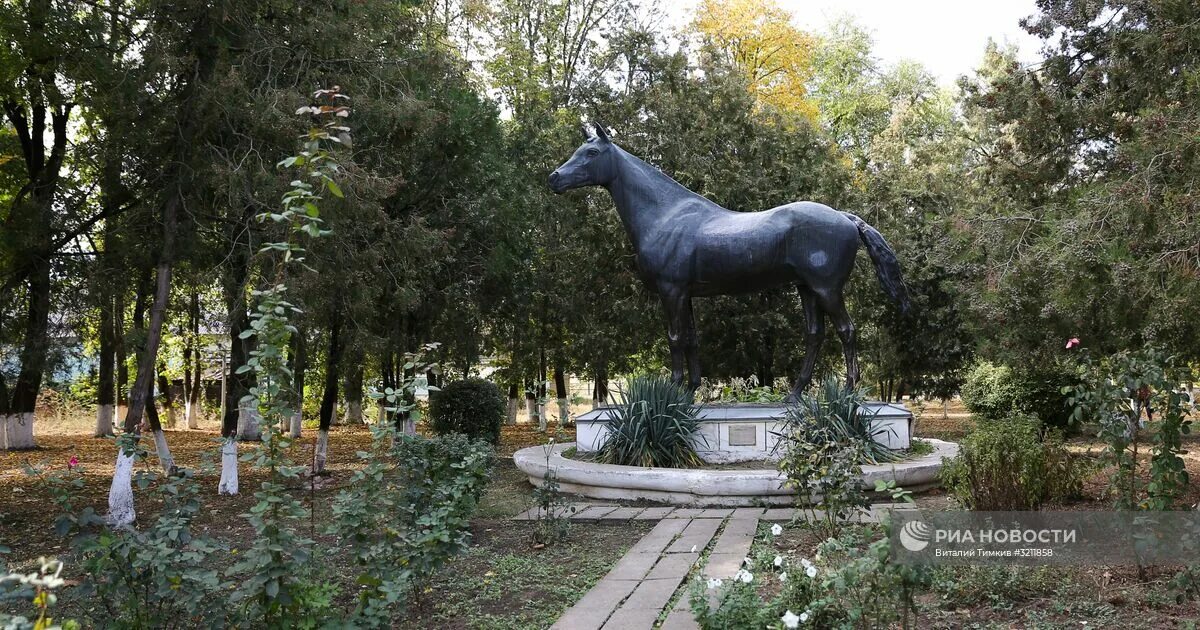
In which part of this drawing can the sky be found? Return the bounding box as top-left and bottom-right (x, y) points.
(661, 0), (1046, 86)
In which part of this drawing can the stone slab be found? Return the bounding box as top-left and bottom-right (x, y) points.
(666, 508), (707, 519)
(602, 607), (660, 629)
(731, 507), (764, 519)
(698, 508), (734, 519)
(598, 506), (646, 521)
(633, 506), (676, 520)
(628, 518), (689, 555)
(619, 577), (682, 611)
(702, 553), (746, 579)
(666, 518), (721, 554)
(572, 505), (619, 521)
(550, 578), (638, 630)
(645, 552), (700, 581)
(710, 518), (757, 558)
(760, 508), (796, 521)
(604, 550), (661, 582)
(661, 599), (701, 630)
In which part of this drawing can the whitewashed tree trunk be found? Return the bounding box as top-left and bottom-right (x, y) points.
(152, 429), (175, 474)
(538, 402), (548, 432)
(557, 398), (570, 426)
(4, 413), (35, 449)
(526, 397), (537, 426)
(185, 400), (200, 429)
(290, 411), (302, 438)
(314, 428), (329, 473)
(0, 415), (7, 449)
(237, 403), (261, 441)
(218, 439), (238, 495)
(376, 401), (387, 425)
(164, 405), (177, 429)
(107, 448), (137, 526)
(343, 401), (362, 425)
(506, 398), (518, 426)
(95, 404), (115, 437)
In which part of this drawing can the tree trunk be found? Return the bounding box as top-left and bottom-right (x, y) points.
(342, 362), (363, 425)
(96, 290), (116, 437)
(316, 314), (343, 474)
(115, 287), (128, 420)
(157, 362), (175, 429)
(219, 229), (254, 494)
(289, 329), (306, 438)
(553, 367), (570, 426)
(593, 364), (609, 408)
(184, 291), (201, 429)
(525, 385), (538, 426)
(506, 383), (519, 426)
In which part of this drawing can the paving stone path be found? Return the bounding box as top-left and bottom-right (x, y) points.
(519, 503), (912, 629)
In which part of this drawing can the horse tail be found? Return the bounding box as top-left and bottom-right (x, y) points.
(844, 212), (911, 314)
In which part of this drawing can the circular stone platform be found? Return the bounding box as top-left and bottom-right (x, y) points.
(512, 439), (958, 507)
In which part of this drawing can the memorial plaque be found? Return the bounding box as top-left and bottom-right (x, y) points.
(727, 425), (757, 447)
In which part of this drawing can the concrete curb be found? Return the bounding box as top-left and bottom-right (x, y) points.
(513, 439), (958, 507)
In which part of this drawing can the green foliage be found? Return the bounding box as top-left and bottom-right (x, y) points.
(597, 375), (707, 468)
(777, 378), (893, 537)
(1067, 347), (1192, 510)
(691, 523), (928, 630)
(28, 452), (230, 628)
(940, 415), (1082, 510)
(785, 376), (898, 464)
(931, 565), (1062, 609)
(329, 430), (492, 623)
(530, 437), (575, 546)
(696, 375), (788, 403)
(429, 378), (506, 445)
(961, 362), (1076, 431)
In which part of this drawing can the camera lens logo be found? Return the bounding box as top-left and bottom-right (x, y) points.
(899, 520), (932, 552)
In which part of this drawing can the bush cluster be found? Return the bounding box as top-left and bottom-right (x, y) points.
(960, 362), (1076, 431)
(940, 415), (1082, 510)
(429, 378), (506, 445)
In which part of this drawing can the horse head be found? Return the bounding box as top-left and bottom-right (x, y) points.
(548, 122), (619, 193)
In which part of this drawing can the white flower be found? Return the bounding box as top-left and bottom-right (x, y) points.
(801, 610), (810, 623)
(805, 565), (817, 578)
(800, 557), (813, 569)
(778, 572), (788, 582)
(690, 545), (697, 553)
(706, 577), (723, 589)
(771, 523), (784, 536)
(734, 568), (754, 584)
(773, 554), (784, 567)
(781, 610), (801, 628)
(743, 556), (753, 566)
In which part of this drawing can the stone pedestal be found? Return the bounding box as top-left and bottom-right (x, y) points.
(575, 401), (913, 464)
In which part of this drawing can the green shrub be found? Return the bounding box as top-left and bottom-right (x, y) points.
(940, 415), (1082, 510)
(961, 362), (1076, 431)
(598, 375), (706, 468)
(428, 378), (506, 445)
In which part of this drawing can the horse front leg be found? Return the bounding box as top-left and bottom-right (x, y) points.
(681, 297), (702, 392)
(659, 286), (687, 389)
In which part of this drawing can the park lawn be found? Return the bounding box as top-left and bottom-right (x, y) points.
(0, 422), (589, 627)
(403, 519), (651, 630)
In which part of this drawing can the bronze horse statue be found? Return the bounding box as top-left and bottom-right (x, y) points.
(549, 123), (910, 399)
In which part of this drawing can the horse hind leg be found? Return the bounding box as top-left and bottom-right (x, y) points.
(789, 287), (825, 400)
(817, 289), (859, 390)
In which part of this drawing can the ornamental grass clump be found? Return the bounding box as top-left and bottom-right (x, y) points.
(783, 376), (899, 464)
(597, 375), (707, 468)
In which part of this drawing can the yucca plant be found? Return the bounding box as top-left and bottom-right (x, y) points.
(598, 375), (708, 468)
(782, 376), (899, 464)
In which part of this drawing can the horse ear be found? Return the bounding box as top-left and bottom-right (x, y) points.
(592, 121), (610, 143)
